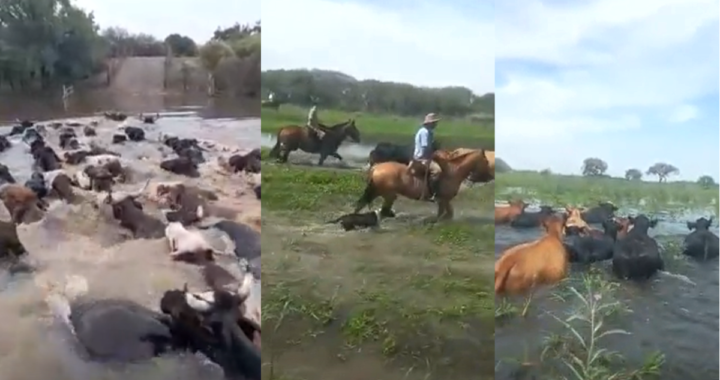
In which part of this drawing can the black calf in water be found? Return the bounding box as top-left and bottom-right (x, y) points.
(683, 217), (719, 260)
(0, 135), (11, 152)
(199, 220), (261, 278)
(24, 172), (48, 199)
(612, 215), (663, 280)
(581, 201), (618, 224)
(565, 219), (621, 263)
(0, 163), (16, 184)
(67, 298), (181, 362)
(125, 126), (145, 141)
(510, 205), (555, 228)
(160, 287), (261, 380)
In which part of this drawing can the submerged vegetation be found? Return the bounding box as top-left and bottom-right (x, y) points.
(496, 270), (665, 380)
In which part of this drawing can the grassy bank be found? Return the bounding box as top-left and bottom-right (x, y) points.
(261, 104), (494, 144)
(496, 171), (718, 215)
(262, 163), (495, 380)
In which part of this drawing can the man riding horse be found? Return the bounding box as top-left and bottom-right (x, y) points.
(413, 113), (442, 201)
(306, 100), (325, 142)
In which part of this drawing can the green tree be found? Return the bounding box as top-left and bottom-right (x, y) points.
(495, 158), (512, 173)
(0, 0), (106, 90)
(164, 33), (197, 57)
(261, 69), (493, 117)
(197, 22), (260, 97)
(697, 175), (716, 189)
(646, 163), (679, 183)
(625, 168), (642, 181)
(581, 158), (608, 176)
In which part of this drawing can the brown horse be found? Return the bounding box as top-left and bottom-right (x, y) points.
(269, 119), (361, 166)
(353, 149), (490, 221)
(447, 148), (495, 183)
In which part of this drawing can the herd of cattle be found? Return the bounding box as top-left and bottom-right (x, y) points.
(495, 200), (719, 315)
(0, 113), (262, 379)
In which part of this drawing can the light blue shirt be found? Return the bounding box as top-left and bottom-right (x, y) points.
(413, 126), (432, 159)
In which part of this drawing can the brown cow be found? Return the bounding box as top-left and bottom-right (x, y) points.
(0, 184), (47, 224)
(495, 215), (569, 316)
(495, 199), (527, 224)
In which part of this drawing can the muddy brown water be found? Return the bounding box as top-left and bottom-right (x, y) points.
(0, 94), (260, 379)
(495, 203), (719, 380)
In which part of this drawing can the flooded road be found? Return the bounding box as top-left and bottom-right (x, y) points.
(0, 93), (261, 379)
(495, 201), (720, 380)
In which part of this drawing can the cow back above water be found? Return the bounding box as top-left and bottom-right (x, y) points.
(611, 215), (663, 280)
(683, 217), (719, 260)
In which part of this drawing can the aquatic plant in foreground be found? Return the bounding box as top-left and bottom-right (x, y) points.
(497, 271), (665, 379)
(543, 273), (665, 380)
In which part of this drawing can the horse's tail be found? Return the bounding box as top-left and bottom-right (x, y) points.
(354, 169), (377, 213)
(269, 131), (282, 158)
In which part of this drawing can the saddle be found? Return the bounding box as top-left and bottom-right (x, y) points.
(407, 160), (429, 179)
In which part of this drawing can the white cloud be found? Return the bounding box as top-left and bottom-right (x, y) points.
(668, 105), (699, 123)
(495, 0), (719, 178)
(72, 0), (260, 42)
(261, 0), (494, 94)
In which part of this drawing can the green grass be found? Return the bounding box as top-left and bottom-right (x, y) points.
(262, 162), (495, 380)
(496, 171), (718, 215)
(261, 104), (493, 142)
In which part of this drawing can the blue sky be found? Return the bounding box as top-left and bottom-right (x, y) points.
(495, 0), (719, 182)
(261, 0), (494, 95)
(73, 0), (260, 42)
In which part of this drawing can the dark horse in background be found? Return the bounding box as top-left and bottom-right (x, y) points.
(268, 119), (361, 166)
(368, 140), (441, 166)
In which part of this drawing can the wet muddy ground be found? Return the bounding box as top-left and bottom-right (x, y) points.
(262, 161), (495, 380)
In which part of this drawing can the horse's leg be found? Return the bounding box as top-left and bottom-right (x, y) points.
(318, 152), (326, 166)
(380, 195), (397, 218)
(280, 148), (290, 163)
(439, 200), (454, 221)
(331, 152), (343, 161)
(435, 200), (448, 221)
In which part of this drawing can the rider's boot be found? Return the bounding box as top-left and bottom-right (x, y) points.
(428, 178), (440, 202)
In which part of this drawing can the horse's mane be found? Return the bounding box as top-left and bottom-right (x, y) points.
(445, 148), (482, 161)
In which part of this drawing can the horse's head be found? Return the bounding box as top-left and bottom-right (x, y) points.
(343, 119), (361, 143)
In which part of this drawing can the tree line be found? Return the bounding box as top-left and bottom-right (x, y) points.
(261, 69), (494, 118)
(496, 156), (716, 188)
(0, 0), (259, 96)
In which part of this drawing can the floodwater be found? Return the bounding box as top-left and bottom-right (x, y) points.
(494, 200), (720, 380)
(0, 93), (261, 380)
(260, 133), (373, 169)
